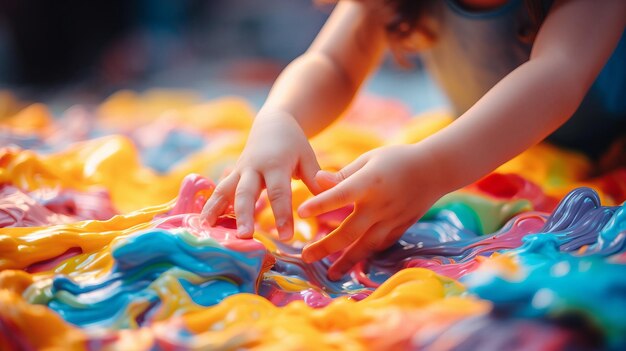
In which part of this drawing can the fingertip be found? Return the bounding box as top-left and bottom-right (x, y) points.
(301, 247), (316, 264)
(277, 224), (293, 242)
(208, 209), (224, 226)
(296, 201), (313, 218)
(236, 231), (254, 239)
(327, 269), (343, 281)
(279, 232), (293, 242)
(297, 195), (330, 218)
(297, 207), (310, 218)
(302, 241), (328, 264)
(201, 208), (215, 225)
(203, 194), (229, 225)
(314, 170), (338, 188)
(328, 259), (353, 281)
(205, 216), (216, 227)
(236, 222), (252, 237)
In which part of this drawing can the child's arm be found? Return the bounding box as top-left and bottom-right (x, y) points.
(299, 0), (626, 280)
(201, 1), (386, 239)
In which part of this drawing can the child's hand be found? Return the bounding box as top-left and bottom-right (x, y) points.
(201, 112), (322, 240)
(298, 144), (446, 280)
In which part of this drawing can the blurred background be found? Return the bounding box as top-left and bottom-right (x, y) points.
(0, 0), (447, 113)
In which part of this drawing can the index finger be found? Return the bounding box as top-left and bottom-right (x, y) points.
(201, 173), (239, 225)
(327, 221), (390, 280)
(301, 208), (372, 263)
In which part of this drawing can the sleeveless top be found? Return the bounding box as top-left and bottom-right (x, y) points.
(419, 0), (626, 158)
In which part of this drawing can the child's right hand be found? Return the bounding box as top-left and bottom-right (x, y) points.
(201, 111), (322, 240)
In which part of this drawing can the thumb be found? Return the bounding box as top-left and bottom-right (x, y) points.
(298, 151), (323, 195)
(315, 155), (368, 190)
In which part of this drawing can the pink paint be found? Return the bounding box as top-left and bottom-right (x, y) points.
(405, 258), (482, 280)
(25, 247), (83, 273)
(471, 173), (559, 212)
(0, 185), (74, 227)
(463, 215), (547, 256)
(167, 174), (215, 216)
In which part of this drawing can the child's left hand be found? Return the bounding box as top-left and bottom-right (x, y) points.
(298, 144), (449, 280)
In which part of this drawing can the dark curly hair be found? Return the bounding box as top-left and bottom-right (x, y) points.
(318, 0), (547, 63)
(382, 0), (545, 41)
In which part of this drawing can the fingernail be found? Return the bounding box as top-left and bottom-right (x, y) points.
(301, 250), (313, 263)
(237, 223), (250, 236)
(278, 228), (291, 241)
(297, 206), (310, 218)
(276, 220), (291, 241)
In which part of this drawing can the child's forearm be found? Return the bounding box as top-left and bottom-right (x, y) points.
(422, 58), (586, 191)
(258, 1), (386, 138)
(420, 0), (625, 192)
(259, 52), (360, 137)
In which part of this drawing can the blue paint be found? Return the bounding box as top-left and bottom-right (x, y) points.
(41, 229), (265, 328)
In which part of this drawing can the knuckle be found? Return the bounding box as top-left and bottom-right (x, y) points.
(335, 187), (351, 204)
(380, 199), (394, 210)
(336, 169), (348, 182)
(267, 186), (288, 203)
(234, 187), (250, 199)
(260, 158), (285, 171)
(362, 167), (384, 187)
(372, 174), (384, 186)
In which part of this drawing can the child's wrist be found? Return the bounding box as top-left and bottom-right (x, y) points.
(408, 142), (461, 195)
(256, 107), (294, 122)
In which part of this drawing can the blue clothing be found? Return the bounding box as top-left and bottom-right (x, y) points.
(420, 0), (626, 158)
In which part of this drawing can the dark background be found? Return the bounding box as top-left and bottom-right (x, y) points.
(0, 0), (447, 112)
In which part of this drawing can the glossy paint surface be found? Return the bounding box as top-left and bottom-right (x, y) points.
(1, 91), (624, 350)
